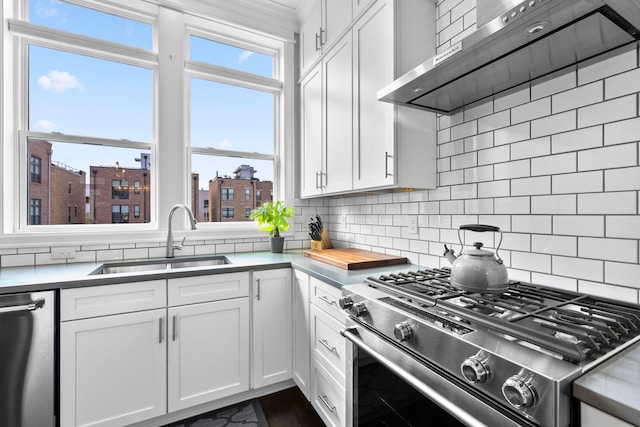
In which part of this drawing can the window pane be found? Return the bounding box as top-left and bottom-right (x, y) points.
(29, 45), (153, 141)
(191, 155), (273, 223)
(29, 0), (152, 50)
(27, 139), (151, 225)
(190, 78), (274, 153)
(190, 36), (273, 77)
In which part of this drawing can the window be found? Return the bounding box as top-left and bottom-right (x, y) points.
(245, 188), (251, 200)
(245, 208), (251, 218)
(30, 199), (41, 224)
(221, 188), (234, 200)
(222, 207), (234, 218)
(256, 190), (262, 200)
(134, 181), (140, 194)
(30, 156), (42, 183)
(112, 180), (130, 200)
(134, 204), (140, 218)
(68, 182), (72, 194)
(112, 205), (129, 223)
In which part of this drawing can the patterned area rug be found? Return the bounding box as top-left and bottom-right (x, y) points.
(168, 400), (269, 427)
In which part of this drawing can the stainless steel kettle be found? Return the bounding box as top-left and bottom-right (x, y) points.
(443, 224), (508, 294)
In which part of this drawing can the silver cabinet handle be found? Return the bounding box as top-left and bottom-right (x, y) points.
(318, 393), (335, 413)
(172, 315), (177, 341)
(318, 339), (337, 353)
(0, 299), (44, 314)
(319, 295), (336, 306)
(320, 172), (326, 189)
(315, 171), (320, 190)
(341, 327), (488, 427)
(159, 317), (164, 343)
(319, 27), (325, 46)
(385, 151), (393, 177)
(256, 278), (261, 301)
(315, 29), (322, 51)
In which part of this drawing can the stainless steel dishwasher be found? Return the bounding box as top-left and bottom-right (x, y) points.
(0, 290), (56, 427)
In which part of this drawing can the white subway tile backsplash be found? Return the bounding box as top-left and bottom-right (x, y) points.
(494, 197), (530, 214)
(579, 280), (638, 302)
(439, 139), (465, 157)
(579, 143), (638, 172)
(605, 67), (640, 99)
(501, 233), (531, 251)
(531, 194), (576, 214)
(578, 95), (637, 128)
(579, 237), (637, 263)
(451, 120), (478, 140)
(494, 123), (530, 146)
(531, 67), (576, 100)
(511, 137), (551, 160)
(552, 171), (603, 194)
(465, 165), (494, 183)
(606, 216), (640, 239)
(478, 145), (510, 166)
(531, 152), (576, 176)
(552, 81), (602, 114)
(440, 200), (465, 214)
(531, 110), (576, 138)
(604, 117), (640, 146)
(439, 169), (465, 186)
(512, 251), (551, 273)
(478, 180), (510, 198)
(553, 215), (604, 237)
(465, 198), (494, 214)
(451, 183), (477, 199)
(478, 110), (509, 133)
(578, 43), (637, 85)
(553, 256), (603, 282)
(464, 132), (494, 152)
(512, 215), (552, 234)
(478, 215), (511, 232)
(605, 261), (640, 288)
(494, 84), (530, 111)
(451, 152), (477, 170)
(494, 159), (531, 180)
(551, 126), (603, 154)
(532, 234), (577, 257)
(605, 166), (640, 192)
(530, 273), (577, 292)
(512, 97), (550, 123)
(512, 176), (551, 196)
(464, 99), (493, 121)
(578, 192), (637, 214)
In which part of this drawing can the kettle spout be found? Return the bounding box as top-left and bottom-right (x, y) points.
(443, 244), (457, 264)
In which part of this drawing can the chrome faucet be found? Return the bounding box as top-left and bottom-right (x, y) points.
(166, 204), (197, 258)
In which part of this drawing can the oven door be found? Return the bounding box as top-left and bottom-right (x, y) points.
(341, 321), (536, 427)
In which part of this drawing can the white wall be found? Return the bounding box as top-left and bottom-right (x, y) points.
(296, 0), (640, 303)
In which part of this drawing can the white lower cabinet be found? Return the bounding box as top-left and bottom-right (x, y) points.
(580, 403), (634, 427)
(293, 269), (311, 399)
(167, 298), (250, 411)
(311, 355), (347, 427)
(252, 268), (293, 388)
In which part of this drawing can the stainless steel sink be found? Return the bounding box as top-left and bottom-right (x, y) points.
(90, 256), (231, 275)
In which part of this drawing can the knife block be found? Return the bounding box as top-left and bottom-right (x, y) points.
(310, 228), (333, 250)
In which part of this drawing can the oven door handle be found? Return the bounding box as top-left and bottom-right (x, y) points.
(341, 327), (489, 427)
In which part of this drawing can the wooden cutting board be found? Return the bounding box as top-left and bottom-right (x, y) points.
(304, 248), (408, 270)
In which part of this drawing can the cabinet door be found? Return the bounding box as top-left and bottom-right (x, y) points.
(353, 0), (395, 190)
(60, 309), (166, 427)
(323, 0), (353, 48)
(167, 271), (249, 306)
(293, 270), (311, 399)
(168, 298), (249, 411)
(323, 34), (353, 194)
(299, 0), (322, 74)
(252, 268), (292, 388)
(300, 65), (324, 197)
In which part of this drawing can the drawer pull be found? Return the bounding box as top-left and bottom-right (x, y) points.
(172, 315), (178, 341)
(159, 317), (164, 343)
(256, 278), (261, 301)
(319, 295), (337, 306)
(318, 339), (337, 353)
(318, 393), (336, 413)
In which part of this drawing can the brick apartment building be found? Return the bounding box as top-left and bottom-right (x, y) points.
(28, 139), (86, 225)
(207, 165), (272, 222)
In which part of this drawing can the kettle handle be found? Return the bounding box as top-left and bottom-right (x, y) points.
(457, 224), (504, 263)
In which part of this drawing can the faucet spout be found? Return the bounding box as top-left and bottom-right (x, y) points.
(166, 204), (198, 258)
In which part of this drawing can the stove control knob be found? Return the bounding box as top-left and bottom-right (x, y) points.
(502, 375), (537, 409)
(350, 302), (369, 317)
(393, 320), (414, 342)
(338, 295), (354, 309)
(461, 356), (490, 383)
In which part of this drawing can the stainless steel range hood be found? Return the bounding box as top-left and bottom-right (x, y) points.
(378, 0), (640, 115)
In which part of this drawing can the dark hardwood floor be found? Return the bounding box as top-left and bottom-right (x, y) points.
(258, 387), (325, 427)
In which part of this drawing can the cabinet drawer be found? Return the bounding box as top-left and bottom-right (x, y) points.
(311, 358), (346, 427)
(168, 272), (249, 306)
(61, 280), (166, 321)
(311, 304), (346, 382)
(310, 276), (346, 322)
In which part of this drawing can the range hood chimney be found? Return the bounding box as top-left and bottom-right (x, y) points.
(378, 0), (640, 115)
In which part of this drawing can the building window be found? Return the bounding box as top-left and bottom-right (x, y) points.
(30, 156), (41, 183)
(68, 182), (72, 194)
(222, 207), (234, 218)
(256, 190), (262, 200)
(30, 199), (41, 225)
(134, 204), (140, 218)
(112, 205), (130, 223)
(74, 205), (78, 223)
(245, 208), (251, 218)
(68, 205), (71, 223)
(221, 188), (234, 200)
(112, 180), (129, 200)
(134, 181), (140, 194)
(245, 189), (251, 200)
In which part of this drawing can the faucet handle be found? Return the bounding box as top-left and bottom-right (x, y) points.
(174, 236), (186, 251)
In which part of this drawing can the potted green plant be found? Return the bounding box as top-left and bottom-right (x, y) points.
(250, 200), (295, 253)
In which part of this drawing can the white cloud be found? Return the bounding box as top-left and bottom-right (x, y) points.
(238, 51), (254, 64)
(218, 138), (233, 149)
(35, 120), (56, 132)
(34, 0), (62, 19)
(38, 70), (84, 93)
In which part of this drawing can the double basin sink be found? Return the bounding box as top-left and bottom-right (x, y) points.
(90, 255), (231, 275)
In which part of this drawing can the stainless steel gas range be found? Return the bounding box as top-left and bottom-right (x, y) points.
(339, 268), (640, 427)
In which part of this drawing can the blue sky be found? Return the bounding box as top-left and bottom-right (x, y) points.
(28, 0), (275, 187)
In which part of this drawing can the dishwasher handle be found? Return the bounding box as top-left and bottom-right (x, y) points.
(0, 299), (45, 314)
